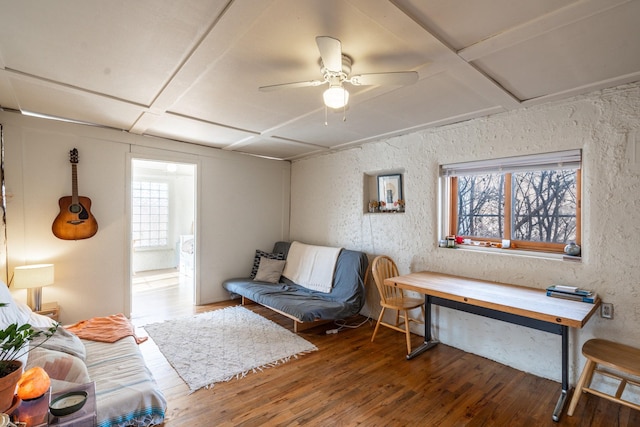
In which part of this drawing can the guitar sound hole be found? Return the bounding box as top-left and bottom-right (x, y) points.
(69, 203), (89, 219)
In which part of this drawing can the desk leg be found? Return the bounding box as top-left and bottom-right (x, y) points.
(406, 295), (439, 360)
(552, 325), (569, 422)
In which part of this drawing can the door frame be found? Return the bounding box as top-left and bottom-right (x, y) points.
(124, 151), (200, 317)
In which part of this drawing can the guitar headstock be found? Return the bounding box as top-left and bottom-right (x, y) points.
(69, 148), (79, 164)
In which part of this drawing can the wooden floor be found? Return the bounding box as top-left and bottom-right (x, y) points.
(131, 272), (639, 426)
(131, 269), (195, 325)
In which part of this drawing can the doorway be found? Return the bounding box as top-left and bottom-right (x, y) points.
(129, 158), (197, 325)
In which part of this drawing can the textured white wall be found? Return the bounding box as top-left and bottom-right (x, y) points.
(291, 83), (640, 385)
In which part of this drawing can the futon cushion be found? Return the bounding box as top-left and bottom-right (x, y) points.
(250, 250), (284, 279)
(253, 257), (286, 283)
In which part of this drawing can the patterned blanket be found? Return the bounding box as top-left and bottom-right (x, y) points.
(83, 336), (166, 427)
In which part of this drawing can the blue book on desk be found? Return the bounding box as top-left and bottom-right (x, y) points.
(546, 285), (594, 296)
(546, 289), (597, 304)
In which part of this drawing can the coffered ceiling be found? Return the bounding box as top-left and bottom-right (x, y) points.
(1, 0), (638, 160)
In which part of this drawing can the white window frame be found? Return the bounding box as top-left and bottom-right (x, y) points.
(132, 180), (170, 249)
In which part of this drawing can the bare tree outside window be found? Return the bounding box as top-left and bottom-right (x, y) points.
(455, 170), (577, 244)
(457, 174), (504, 238)
(512, 170), (577, 243)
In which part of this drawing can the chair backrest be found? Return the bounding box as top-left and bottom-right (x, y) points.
(371, 255), (404, 304)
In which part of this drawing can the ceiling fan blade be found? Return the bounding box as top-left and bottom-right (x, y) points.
(316, 36), (342, 73)
(259, 80), (325, 92)
(349, 71), (418, 86)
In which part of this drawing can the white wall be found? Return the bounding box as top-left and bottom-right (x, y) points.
(1, 111), (290, 323)
(290, 82), (640, 386)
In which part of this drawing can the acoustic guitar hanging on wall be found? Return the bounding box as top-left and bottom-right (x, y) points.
(52, 148), (98, 240)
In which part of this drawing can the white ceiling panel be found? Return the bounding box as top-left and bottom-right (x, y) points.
(397, 0), (577, 50)
(145, 113), (257, 148)
(0, 0), (229, 105)
(472, 0), (640, 100)
(0, 0), (638, 160)
(7, 74), (142, 129)
(232, 136), (326, 159)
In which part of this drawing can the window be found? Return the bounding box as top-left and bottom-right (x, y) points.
(440, 150), (581, 254)
(132, 181), (169, 248)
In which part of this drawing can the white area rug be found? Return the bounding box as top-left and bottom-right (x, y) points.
(143, 306), (318, 392)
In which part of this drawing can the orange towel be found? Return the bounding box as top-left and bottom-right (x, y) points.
(65, 313), (147, 344)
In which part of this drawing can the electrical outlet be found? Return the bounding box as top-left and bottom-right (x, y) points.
(601, 303), (613, 319)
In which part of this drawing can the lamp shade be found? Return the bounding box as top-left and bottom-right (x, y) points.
(323, 86), (349, 109)
(13, 264), (55, 289)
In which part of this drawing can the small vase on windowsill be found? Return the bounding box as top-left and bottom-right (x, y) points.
(564, 242), (581, 256)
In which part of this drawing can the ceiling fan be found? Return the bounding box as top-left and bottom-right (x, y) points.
(259, 36), (418, 110)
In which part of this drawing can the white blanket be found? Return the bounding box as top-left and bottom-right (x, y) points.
(282, 241), (342, 293)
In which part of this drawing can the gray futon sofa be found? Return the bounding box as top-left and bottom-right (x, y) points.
(222, 241), (368, 332)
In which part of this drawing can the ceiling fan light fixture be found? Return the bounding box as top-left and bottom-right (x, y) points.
(323, 86), (349, 109)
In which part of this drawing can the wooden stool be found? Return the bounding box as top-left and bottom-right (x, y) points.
(568, 338), (640, 416)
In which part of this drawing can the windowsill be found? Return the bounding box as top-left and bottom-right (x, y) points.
(365, 210), (405, 214)
(439, 244), (582, 262)
(134, 246), (173, 252)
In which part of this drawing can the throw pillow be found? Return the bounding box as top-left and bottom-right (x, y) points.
(0, 282), (30, 329)
(16, 300), (57, 328)
(253, 257), (286, 283)
(0, 282), (31, 368)
(250, 250), (284, 278)
(26, 347), (91, 386)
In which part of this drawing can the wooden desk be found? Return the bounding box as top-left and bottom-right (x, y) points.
(385, 271), (600, 422)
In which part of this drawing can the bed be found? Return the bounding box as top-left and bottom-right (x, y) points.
(11, 301), (167, 426)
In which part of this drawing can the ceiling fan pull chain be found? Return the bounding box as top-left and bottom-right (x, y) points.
(342, 92), (347, 122)
(324, 105), (328, 126)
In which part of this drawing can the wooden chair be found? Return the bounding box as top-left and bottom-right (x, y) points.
(370, 255), (424, 355)
(568, 338), (640, 416)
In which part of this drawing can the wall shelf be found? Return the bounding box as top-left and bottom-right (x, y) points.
(363, 170), (405, 214)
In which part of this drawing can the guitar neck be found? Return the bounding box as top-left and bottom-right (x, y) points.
(71, 163), (79, 205)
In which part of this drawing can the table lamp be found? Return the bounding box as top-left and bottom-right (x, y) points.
(13, 264), (54, 311)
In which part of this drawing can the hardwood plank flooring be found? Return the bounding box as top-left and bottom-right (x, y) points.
(131, 272), (639, 426)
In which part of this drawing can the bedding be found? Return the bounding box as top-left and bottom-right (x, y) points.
(29, 325), (86, 360)
(33, 321), (166, 427)
(82, 337), (166, 427)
